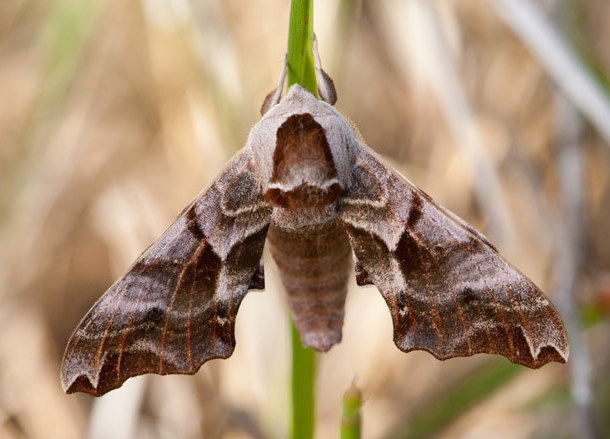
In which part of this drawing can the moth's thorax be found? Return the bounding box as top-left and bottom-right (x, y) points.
(270, 205), (339, 231)
(264, 113), (343, 208)
(248, 85), (358, 202)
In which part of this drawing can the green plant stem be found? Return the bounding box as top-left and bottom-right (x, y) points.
(286, 2), (317, 438)
(561, 0), (610, 95)
(393, 359), (521, 439)
(290, 319), (316, 439)
(340, 381), (362, 439)
(287, 0), (317, 94)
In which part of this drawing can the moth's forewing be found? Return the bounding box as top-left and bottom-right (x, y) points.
(339, 142), (569, 367)
(61, 148), (271, 396)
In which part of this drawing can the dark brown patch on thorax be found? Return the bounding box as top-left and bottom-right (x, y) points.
(265, 113), (343, 208)
(271, 113), (336, 182)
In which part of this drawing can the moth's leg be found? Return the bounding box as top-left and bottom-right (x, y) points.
(313, 34), (337, 105)
(248, 254), (265, 291)
(353, 251), (374, 286)
(260, 53), (288, 115)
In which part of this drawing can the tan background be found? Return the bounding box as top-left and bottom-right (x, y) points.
(1, 0), (609, 437)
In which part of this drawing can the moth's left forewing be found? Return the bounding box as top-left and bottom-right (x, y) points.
(61, 147), (272, 396)
(340, 141), (569, 368)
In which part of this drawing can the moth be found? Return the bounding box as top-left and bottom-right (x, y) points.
(61, 48), (568, 396)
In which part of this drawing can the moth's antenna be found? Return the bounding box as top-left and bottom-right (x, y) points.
(313, 34), (337, 105)
(260, 53), (288, 115)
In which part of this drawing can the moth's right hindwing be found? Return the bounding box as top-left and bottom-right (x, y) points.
(340, 142), (569, 368)
(61, 147), (271, 396)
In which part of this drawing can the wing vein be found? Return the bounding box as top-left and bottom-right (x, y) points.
(187, 272), (195, 370)
(409, 229), (444, 354)
(486, 286), (513, 352)
(94, 296), (121, 375)
(455, 239), (514, 355)
(115, 300), (139, 384)
(505, 285), (534, 355)
(159, 241), (207, 373)
(64, 287), (126, 381)
(426, 248), (472, 355)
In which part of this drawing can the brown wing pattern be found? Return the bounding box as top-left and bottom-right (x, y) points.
(61, 148), (271, 395)
(340, 143), (568, 368)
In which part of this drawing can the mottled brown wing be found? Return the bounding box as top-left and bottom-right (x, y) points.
(61, 148), (271, 396)
(340, 143), (569, 368)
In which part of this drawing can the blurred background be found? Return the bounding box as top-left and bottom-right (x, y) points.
(1, 0), (610, 437)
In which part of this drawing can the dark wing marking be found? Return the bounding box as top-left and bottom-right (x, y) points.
(61, 148), (271, 395)
(339, 143), (569, 368)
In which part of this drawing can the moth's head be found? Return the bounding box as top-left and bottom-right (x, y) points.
(264, 112), (343, 208)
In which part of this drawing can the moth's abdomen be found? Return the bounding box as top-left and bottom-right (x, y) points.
(267, 218), (351, 351)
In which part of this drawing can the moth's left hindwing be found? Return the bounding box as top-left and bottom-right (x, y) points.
(340, 142), (569, 368)
(61, 147), (271, 396)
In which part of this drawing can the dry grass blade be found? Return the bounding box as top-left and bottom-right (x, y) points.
(377, 0), (516, 244)
(490, 0), (610, 146)
(552, 94), (597, 439)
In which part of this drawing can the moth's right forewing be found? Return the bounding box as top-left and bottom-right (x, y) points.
(340, 142), (569, 368)
(61, 147), (272, 396)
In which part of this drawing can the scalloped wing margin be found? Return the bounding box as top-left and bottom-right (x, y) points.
(61, 148), (271, 396)
(340, 142), (569, 368)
